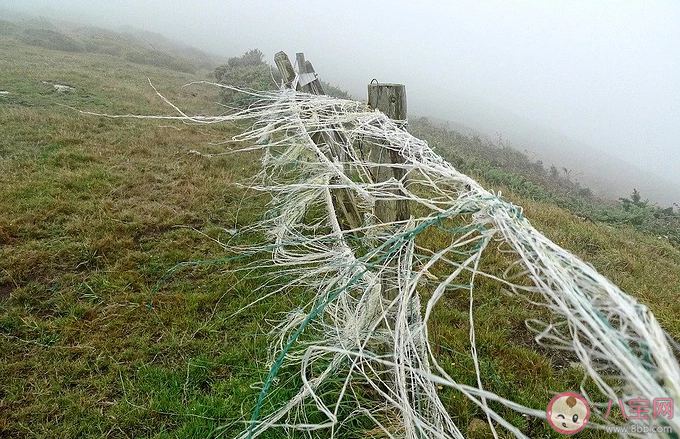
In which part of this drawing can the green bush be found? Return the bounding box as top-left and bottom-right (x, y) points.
(214, 49), (281, 107)
(322, 82), (351, 99)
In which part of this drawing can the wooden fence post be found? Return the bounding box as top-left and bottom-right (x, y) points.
(296, 52), (326, 95)
(367, 83), (410, 303)
(367, 83), (410, 225)
(274, 51), (419, 423)
(273, 51), (362, 231)
(367, 83), (421, 420)
(274, 51), (296, 88)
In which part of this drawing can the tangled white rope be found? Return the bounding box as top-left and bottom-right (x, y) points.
(85, 82), (680, 438)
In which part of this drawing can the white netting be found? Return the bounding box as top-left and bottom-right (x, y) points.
(81, 82), (680, 438)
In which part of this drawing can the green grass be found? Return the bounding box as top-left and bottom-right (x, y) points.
(0, 32), (281, 438)
(1, 28), (679, 439)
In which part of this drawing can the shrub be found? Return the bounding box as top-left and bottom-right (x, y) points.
(322, 82), (351, 99)
(214, 49), (352, 105)
(214, 49), (281, 106)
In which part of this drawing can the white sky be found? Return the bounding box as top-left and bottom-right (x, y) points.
(3, 0), (679, 200)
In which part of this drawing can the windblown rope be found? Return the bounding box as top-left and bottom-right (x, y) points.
(85, 82), (680, 438)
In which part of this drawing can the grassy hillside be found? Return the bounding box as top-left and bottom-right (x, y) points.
(0, 31), (275, 438)
(0, 17), (220, 74)
(1, 29), (679, 439)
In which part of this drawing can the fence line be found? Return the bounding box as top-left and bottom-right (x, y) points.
(200, 51), (680, 438)
(77, 52), (680, 438)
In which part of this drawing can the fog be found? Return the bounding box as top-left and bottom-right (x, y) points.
(3, 0), (679, 205)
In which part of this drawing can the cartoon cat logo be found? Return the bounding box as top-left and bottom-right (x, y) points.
(547, 392), (590, 434)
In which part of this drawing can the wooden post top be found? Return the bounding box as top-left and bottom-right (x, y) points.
(367, 83), (407, 121)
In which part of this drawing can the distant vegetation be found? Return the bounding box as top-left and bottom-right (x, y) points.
(0, 19), (20, 35)
(408, 118), (680, 247)
(20, 28), (83, 52)
(1, 18), (218, 74)
(213, 49), (280, 105)
(74, 27), (198, 73)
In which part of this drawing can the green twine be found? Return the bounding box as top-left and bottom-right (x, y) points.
(246, 210), (458, 437)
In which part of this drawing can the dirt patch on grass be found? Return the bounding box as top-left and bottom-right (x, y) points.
(0, 283), (12, 299)
(510, 318), (579, 370)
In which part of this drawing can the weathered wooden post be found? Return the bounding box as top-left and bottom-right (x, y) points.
(296, 53), (326, 95)
(274, 51), (419, 424)
(367, 83), (410, 224)
(367, 83), (410, 301)
(367, 83), (422, 428)
(274, 51), (296, 88)
(368, 83), (407, 125)
(273, 51), (362, 231)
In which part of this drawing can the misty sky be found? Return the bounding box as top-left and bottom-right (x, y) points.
(3, 0), (679, 199)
